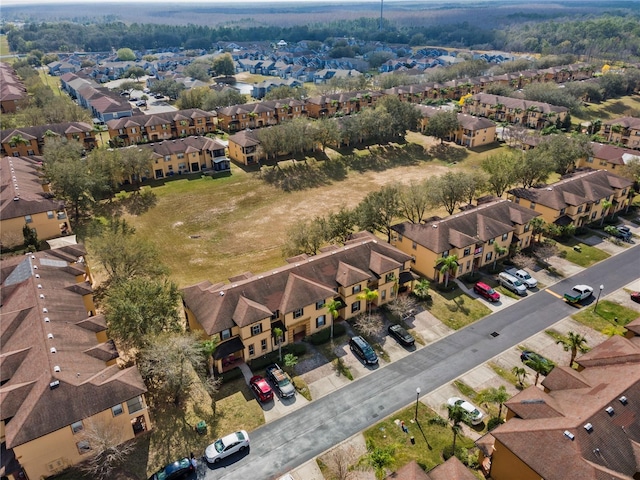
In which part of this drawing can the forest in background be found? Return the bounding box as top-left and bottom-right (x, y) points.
(2, 1), (640, 61)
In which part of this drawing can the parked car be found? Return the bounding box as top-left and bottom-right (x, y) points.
(447, 397), (484, 425)
(614, 225), (632, 241)
(473, 281), (500, 302)
(136, 99), (147, 107)
(205, 430), (250, 464)
(249, 375), (273, 403)
(148, 457), (193, 480)
(498, 272), (527, 296)
(563, 285), (593, 304)
(401, 309), (416, 321)
(265, 364), (296, 398)
(520, 350), (555, 375)
(632, 292), (640, 304)
(349, 335), (379, 365)
(388, 324), (415, 347)
(155, 93), (165, 99)
(504, 268), (538, 289)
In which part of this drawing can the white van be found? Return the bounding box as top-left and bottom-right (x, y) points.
(498, 272), (527, 296)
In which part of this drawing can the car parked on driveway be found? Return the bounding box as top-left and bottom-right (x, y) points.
(249, 375), (273, 403)
(205, 430), (250, 464)
(265, 364), (295, 398)
(631, 291), (640, 304)
(349, 336), (379, 365)
(504, 268), (538, 289)
(474, 281), (500, 302)
(447, 397), (484, 425)
(388, 324), (415, 347)
(520, 350), (555, 375)
(498, 272), (528, 296)
(148, 457), (193, 480)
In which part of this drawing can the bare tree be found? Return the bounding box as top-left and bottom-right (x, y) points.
(323, 444), (361, 480)
(386, 295), (417, 319)
(353, 312), (384, 339)
(533, 240), (559, 265)
(76, 418), (136, 480)
(511, 253), (536, 271)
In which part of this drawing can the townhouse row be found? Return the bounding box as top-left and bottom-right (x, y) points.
(0, 62), (27, 114)
(0, 244), (151, 480)
(182, 169), (633, 375)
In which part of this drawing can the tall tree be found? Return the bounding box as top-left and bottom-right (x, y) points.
(424, 111), (459, 144)
(76, 418), (136, 480)
(45, 154), (94, 224)
(212, 54), (235, 77)
(535, 134), (592, 175)
(479, 385), (510, 421)
(399, 180), (432, 224)
(481, 151), (519, 197)
(556, 331), (589, 367)
(116, 48), (136, 61)
(446, 402), (466, 458)
(325, 299), (341, 339)
(120, 146), (153, 187)
(103, 277), (182, 353)
(435, 254), (459, 288)
(357, 287), (379, 320)
(511, 366), (528, 388)
(356, 184), (401, 242)
(376, 95), (421, 139)
(515, 148), (555, 188)
(428, 172), (467, 215)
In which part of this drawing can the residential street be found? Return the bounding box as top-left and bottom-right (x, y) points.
(204, 244), (640, 480)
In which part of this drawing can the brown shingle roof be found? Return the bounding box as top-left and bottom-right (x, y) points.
(182, 232), (411, 336)
(391, 200), (539, 254)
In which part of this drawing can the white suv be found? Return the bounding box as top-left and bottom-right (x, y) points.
(498, 272), (527, 296)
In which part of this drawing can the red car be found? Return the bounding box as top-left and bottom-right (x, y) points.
(631, 292), (640, 304)
(474, 281), (500, 302)
(250, 375), (274, 402)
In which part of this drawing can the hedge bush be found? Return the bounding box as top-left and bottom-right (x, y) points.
(306, 323), (347, 345)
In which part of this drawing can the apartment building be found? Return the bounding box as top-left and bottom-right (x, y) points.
(602, 116), (640, 150)
(216, 99), (307, 133)
(145, 136), (229, 179)
(416, 105), (497, 148)
(576, 142), (640, 173)
(1, 122), (97, 157)
(0, 62), (27, 114)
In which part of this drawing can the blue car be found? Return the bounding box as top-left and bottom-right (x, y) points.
(148, 457), (193, 480)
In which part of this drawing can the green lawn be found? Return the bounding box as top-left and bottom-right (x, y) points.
(553, 238), (610, 267)
(572, 94), (640, 123)
(426, 287), (492, 329)
(361, 403), (479, 475)
(572, 300), (640, 334)
(0, 35), (10, 56)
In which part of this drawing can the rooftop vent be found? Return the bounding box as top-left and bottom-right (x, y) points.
(219, 291), (224, 296)
(38, 284), (43, 289)
(39, 294), (45, 299)
(605, 406), (614, 416)
(50, 347), (57, 354)
(35, 274), (40, 278)
(54, 366), (61, 372)
(563, 430), (575, 441)
(42, 308), (48, 313)
(584, 423), (593, 432)
(619, 396), (628, 405)
(31, 255), (36, 259)
(44, 317), (50, 322)
(33, 265), (38, 269)
(47, 333), (54, 339)
(49, 380), (60, 390)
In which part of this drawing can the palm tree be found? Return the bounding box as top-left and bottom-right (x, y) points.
(413, 278), (430, 300)
(493, 243), (508, 270)
(357, 287), (379, 320)
(9, 134), (29, 148)
(556, 331), (589, 367)
(325, 299), (341, 339)
(364, 442), (394, 480)
(522, 356), (549, 386)
(511, 366), (527, 388)
(447, 402), (466, 457)
(600, 199), (613, 226)
(479, 386), (510, 420)
(273, 327), (284, 361)
(435, 255), (459, 288)
(529, 217), (546, 244)
(200, 338), (219, 377)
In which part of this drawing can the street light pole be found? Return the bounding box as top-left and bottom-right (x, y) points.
(414, 387), (421, 420)
(594, 284), (604, 313)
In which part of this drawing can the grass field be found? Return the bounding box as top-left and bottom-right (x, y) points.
(0, 35), (10, 57)
(573, 95), (640, 124)
(572, 300), (640, 333)
(427, 288), (492, 329)
(554, 238), (610, 267)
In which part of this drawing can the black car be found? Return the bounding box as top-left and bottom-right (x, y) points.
(148, 457), (193, 480)
(520, 350), (555, 376)
(388, 324), (415, 347)
(349, 336), (378, 365)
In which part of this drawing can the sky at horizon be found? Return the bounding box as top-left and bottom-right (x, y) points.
(4, 0), (402, 5)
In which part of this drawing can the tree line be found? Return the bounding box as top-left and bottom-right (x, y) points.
(4, 13), (640, 61)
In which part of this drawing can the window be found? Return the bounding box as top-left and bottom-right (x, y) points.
(466, 260), (470, 270)
(577, 206), (583, 213)
(71, 421), (83, 434)
(27, 149), (34, 156)
(164, 155), (171, 162)
(412, 241), (417, 250)
(261, 339), (267, 351)
(411, 255), (416, 264)
(126, 396), (144, 414)
(131, 128), (136, 134)
(293, 308), (303, 319)
(112, 404), (123, 416)
(47, 211), (54, 219)
(221, 329), (231, 340)
(316, 315), (325, 328)
(351, 301), (361, 313)
(76, 440), (91, 454)
(591, 211), (597, 219)
(442, 250), (449, 257)
(524, 223), (530, 232)
(488, 239), (494, 245)
(385, 273), (395, 283)
(380, 290), (386, 301)
(502, 233), (509, 241)
(560, 208), (566, 215)
(251, 324), (262, 336)
(514, 197), (520, 204)
(316, 300), (325, 310)
(464, 247), (471, 256)
(248, 344), (255, 356)
(586, 156), (594, 163)
(24, 215), (33, 223)
(530, 202), (536, 210)
(352, 285), (361, 295)
(485, 252), (493, 261)
(177, 153), (184, 159)
(397, 234), (403, 241)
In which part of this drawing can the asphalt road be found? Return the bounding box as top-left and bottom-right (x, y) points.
(205, 244), (640, 480)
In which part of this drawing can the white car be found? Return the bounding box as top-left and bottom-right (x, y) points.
(447, 397), (484, 425)
(205, 430), (250, 463)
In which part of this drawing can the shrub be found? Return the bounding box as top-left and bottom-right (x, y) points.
(487, 416), (504, 431)
(306, 323), (346, 345)
(283, 343), (307, 356)
(435, 282), (458, 293)
(249, 351), (280, 370)
(292, 375), (312, 401)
